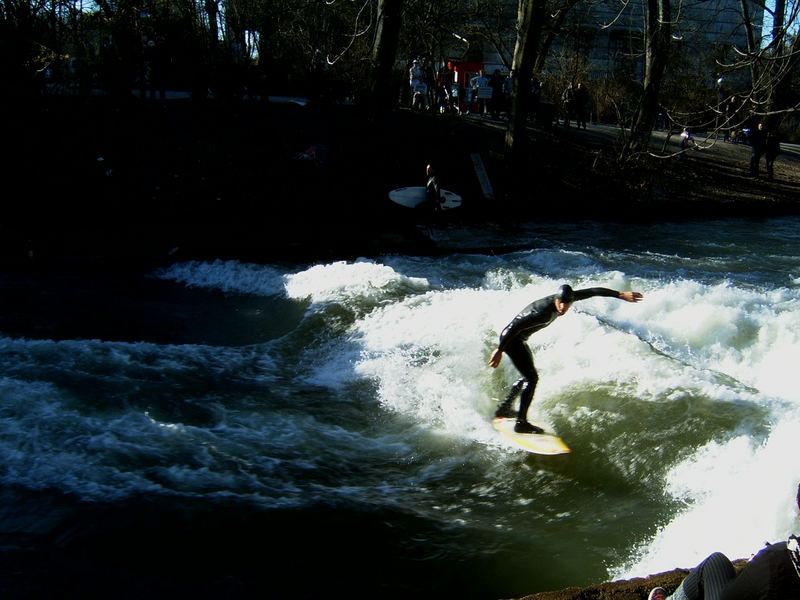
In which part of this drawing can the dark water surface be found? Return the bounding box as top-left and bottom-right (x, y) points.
(1, 218), (798, 599)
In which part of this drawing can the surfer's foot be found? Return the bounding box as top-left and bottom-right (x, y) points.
(494, 405), (516, 419)
(647, 587), (667, 600)
(514, 420), (544, 434)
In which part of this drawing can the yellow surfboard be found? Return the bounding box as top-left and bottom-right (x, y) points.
(492, 418), (571, 455)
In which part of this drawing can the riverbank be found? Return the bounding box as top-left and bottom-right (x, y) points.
(4, 95), (800, 268)
(517, 560), (749, 600)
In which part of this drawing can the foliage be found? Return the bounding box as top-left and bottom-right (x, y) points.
(4, 0), (799, 150)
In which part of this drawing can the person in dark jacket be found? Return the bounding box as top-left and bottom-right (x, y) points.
(415, 163), (443, 232)
(764, 126), (782, 180)
(424, 163), (442, 209)
(489, 284), (643, 433)
(749, 121), (767, 177)
(573, 82), (590, 129)
(648, 482), (800, 600)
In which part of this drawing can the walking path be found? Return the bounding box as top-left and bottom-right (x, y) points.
(463, 112), (800, 208)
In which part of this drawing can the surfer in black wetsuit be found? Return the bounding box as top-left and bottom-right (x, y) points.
(424, 164), (443, 210)
(417, 163), (443, 232)
(489, 284), (643, 434)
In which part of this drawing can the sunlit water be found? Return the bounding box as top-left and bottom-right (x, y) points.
(1, 218), (798, 598)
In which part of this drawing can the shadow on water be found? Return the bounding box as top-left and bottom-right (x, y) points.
(0, 487), (578, 600)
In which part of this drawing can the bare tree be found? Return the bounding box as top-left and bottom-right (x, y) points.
(369, 0), (404, 114)
(620, 0), (671, 160)
(504, 0), (546, 179)
(534, 0), (583, 74)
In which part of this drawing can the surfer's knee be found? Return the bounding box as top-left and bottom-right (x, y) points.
(522, 370), (538, 387)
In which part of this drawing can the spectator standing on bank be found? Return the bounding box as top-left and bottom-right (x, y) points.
(749, 121), (767, 177)
(422, 57), (436, 112)
(503, 70), (515, 116)
(723, 95), (739, 142)
(470, 69), (489, 115)
(573, 82), (590, 129)
(679, 128), (695, 160)
(764, 124), (781, 180)
(489, 69), (505, 118)
(561, 83), (575, 127)
(436, 63), (455, 114)
(408, 59), (424, 107)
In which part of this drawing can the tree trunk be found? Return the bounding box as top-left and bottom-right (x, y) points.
(504, 0), (546, 182)
(369, 0), (404, 115)
(620, 0), (671, 161)
(205, 0), (219, 54)
(767, 0), (791, 118)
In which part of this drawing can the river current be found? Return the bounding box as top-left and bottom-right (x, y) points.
(1, 218), (798, 598)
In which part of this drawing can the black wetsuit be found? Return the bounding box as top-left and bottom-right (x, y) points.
(425, 176), (442, 209)
(496, 287), (619, 422)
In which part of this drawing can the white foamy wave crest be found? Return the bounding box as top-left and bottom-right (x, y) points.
(612, 415), (800, 579)
(285, 260), (429, 304)
(630, 280), (800, 403)
(481, 269), (529, 293)
(156, 260), (287, 296)
(351, 287), (501, 441)
(515, 248), (602, 278)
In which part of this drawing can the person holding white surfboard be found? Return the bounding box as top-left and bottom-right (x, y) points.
(488, 284), (643, 434)
(424, 163), (443, 210)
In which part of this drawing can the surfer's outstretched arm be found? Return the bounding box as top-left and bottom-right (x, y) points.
(488, 348), (502, 368)
(572, 287), (644, 303)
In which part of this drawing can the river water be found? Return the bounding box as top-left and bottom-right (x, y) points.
(1, 217), (798, 599)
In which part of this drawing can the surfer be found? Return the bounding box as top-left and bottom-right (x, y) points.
(489, 284), (643, 433)
(424, 163), (443, 210)
(416, 163), (443, 233)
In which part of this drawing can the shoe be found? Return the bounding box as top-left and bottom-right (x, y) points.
(514, 421), (544, 434)
(648, 587), (667, 600)
(494, 406), (516, 419)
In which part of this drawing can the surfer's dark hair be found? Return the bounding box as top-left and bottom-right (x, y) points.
(556, 284), (574, 303)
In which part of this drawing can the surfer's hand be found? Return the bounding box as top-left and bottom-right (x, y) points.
(620, 291), (643, 303)
(488, 349), (503, 368)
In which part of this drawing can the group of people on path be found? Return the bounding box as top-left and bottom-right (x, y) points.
(748, 120), (782, 179)
(408, 59), (788, 182)
(678, 119), (782, 179)
(561, 81), (591, 128)
(408, 58), (435, 111)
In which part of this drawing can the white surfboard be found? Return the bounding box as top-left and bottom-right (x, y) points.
(388, 186), (462, 210)
(492, 418), (571, 456)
